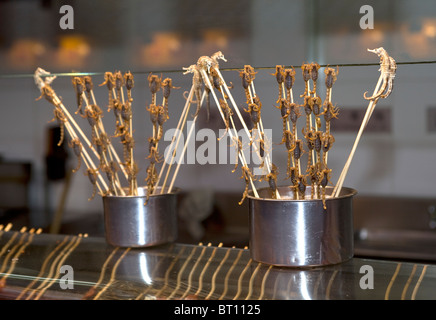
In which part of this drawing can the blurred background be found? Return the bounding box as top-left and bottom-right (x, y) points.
(0, 0), (435, 255)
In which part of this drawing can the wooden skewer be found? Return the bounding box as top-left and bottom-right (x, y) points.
(333, 73), (383, 197)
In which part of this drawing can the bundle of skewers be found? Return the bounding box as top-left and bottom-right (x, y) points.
(34, 46), (396, 211)
(34, 68), (177, 202)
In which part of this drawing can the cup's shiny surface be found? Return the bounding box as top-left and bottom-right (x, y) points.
(248, 186), (357, 267)
(103, 187), (179, 248)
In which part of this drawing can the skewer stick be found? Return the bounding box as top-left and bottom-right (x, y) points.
(158, 87), (203, 194)
(333, 73), (383, 197)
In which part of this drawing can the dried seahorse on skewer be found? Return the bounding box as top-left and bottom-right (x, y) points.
(99, 72), (115, 112)
(363, 47), (397, 100)
(324, 66), (338, 102)
(231, 136), (243, 173)
(271, 65), (285, 102)
(81, 104), (103, 141)
(309, 62), (320, 94)
(284, 67), (296, 102)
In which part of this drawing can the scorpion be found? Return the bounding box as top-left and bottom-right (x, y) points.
(323, 101), (339, 135)
(288, 166), (300, 199)
(156, 105), (167, 141)
(300, 63), (312, 97)
(99, 72), (115, 112)
(93, 132), (110, 168)
(183, 64), (203, 118)
(271, 65), (285, 102)
(266, 163), (279, 199)
(69, 137), (82, 173)
(145, 162), (158, 205)
(364, 47), (397, 100)
(244, 102), (261, 132)
(309, 62), (320, 94)
(284, 67), (296, 102)
(114, 71), (124, 102)
(297, 174), (308, 199)
(49, 107), (67, 146)
(303, 95), (314, 131)
(324, 66), (339, 102)
(318, 166), (332, 209)
(322, 133), (335, 164)
(162, 77), (179, 120)
(231, 136), (243, 173)
(82, 104), (103, 140)
(124, 71), (134, 102)
(280, 129), (296, 177)
(238, 165), (254, 205)
(303, 128), (316, 170)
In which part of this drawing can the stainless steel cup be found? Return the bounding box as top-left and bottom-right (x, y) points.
(103, 187), (179, 248)
(248, 186), (357, 267)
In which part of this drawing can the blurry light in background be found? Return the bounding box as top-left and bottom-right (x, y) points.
(7, 39), (46, 70)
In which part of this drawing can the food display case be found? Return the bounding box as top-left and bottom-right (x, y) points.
(1, 0), (436, 303)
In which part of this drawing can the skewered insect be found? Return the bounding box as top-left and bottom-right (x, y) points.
(83, 76), (93, 102)
(85, 168), (99, 201)
(99, 72), (115, 111)
(148, 73), (162, 105)
(275, 98), (290, 132)
(266, 163), (279, 199)
(284, 67), (296, 101)
(69, 138), (82, 172)
(72, 77), (85, 115)
(309, 62), (320, 94)
(49, 107), (68, 146)
(239, 166), (254, 205)
(271, 65), (285, 102)
(114, 71), (124, 102)
(218, 99), (233, 140)
(300, 63), (312, 97)
(183, 64), (203, 118)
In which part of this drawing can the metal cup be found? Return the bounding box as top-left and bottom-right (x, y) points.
(103, 187), (179, 248)
(248, 186), (357, 267)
